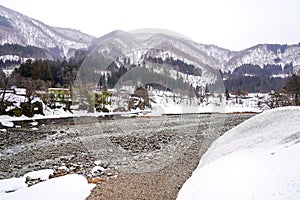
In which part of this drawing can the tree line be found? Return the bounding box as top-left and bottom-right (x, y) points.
(0, 43), (48, 59)
(223, 63), (294, 93)
(266, 74), (300, 107)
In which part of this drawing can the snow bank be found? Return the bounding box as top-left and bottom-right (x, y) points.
(150, 103), (261, 115)
(0, 169), (95, 200)
(0, 174), (95, 200)
(0, 120), (14, 128)
(0, 177), (27, 194)
(177, 106), (300, 200)
(24, 169), (54, 181)
(0, 169), (54, 194)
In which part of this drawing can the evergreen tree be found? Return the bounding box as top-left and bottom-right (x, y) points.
(284, 74), (300, 105)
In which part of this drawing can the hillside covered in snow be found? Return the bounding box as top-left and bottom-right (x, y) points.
(177, 106), (300, 200)
(0, 5), (299, 96)
(1, 2), (300, 78)
(0, 5), (94, 56)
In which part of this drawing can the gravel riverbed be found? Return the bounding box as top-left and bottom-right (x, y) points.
(0, 114), (254, 199)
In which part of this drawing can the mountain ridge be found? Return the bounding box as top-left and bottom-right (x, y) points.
(0, 5), (95, 56)
(1, 4), (300, 78)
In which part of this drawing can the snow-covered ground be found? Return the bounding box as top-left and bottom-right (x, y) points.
(0, 87), (266, 129)
(0, 99), (262, 129)
(0, 169), (95, 200)
(177, 106), (300, 200)
(150, 91), (264, 115)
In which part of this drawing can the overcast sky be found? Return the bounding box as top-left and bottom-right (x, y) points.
(0, 0), (299, 50)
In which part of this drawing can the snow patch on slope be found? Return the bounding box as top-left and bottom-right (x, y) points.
(177, 106), (300, 200)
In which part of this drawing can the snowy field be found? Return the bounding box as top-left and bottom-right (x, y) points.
(177, 106), (300, 200)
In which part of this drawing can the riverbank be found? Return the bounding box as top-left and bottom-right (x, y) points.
(0, 114), (254, 199)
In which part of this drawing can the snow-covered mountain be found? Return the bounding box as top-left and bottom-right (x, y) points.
(86, 30), (300, 93)
(88, 30), (225, 90)
(0, 5), (95, 56)
(1, 4), (299, 80)
(92, 30), (233, 70)
(224, 44), (300, 73)
(92, 30), (300, 75)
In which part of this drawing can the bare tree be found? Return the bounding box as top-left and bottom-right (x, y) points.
(0, 70), (14, 114)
